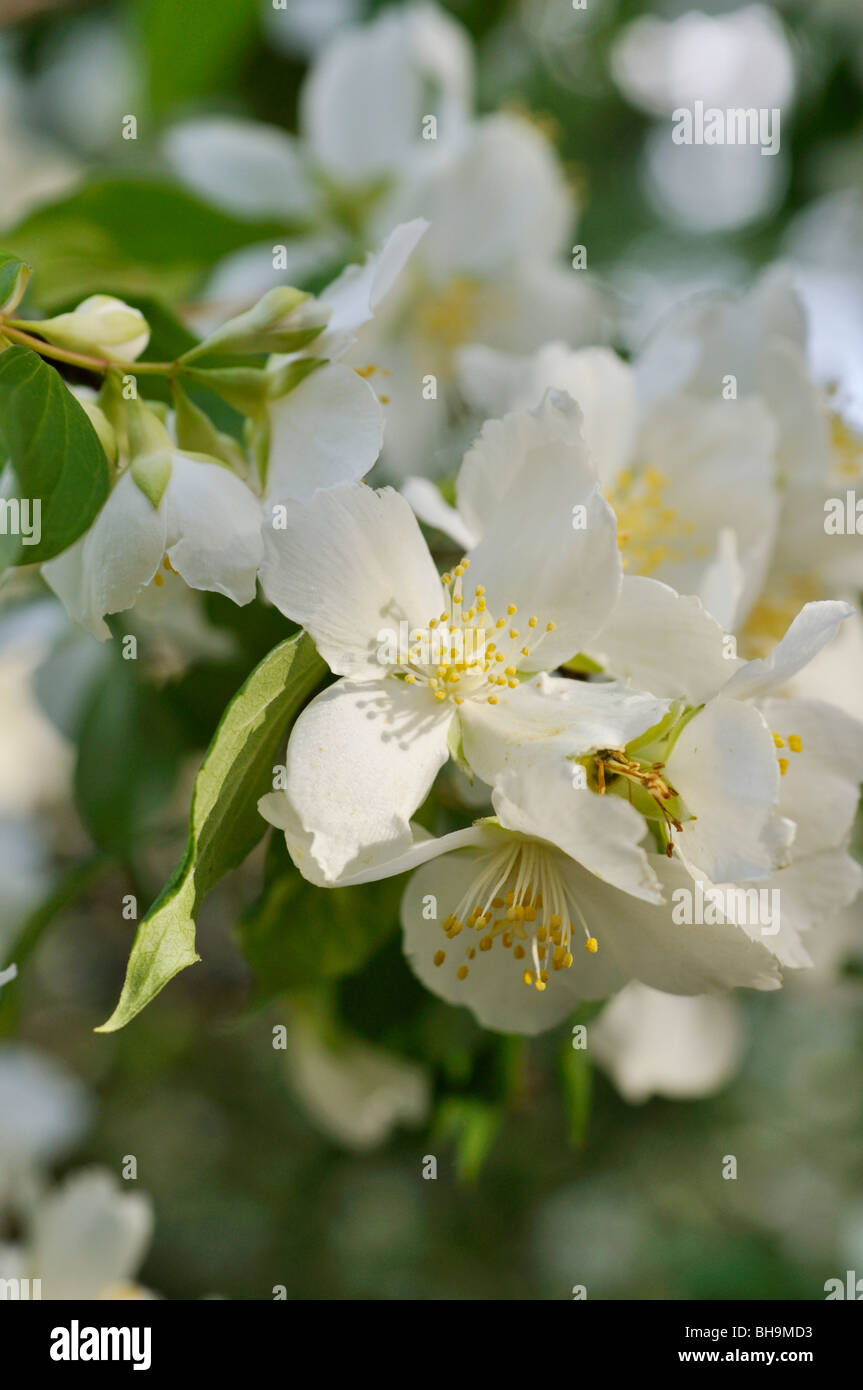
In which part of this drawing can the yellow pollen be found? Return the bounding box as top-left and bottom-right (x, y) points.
(456, 964), (469, 980)
(778, 757), (789, 776)
(434, 950), (446, 967)
(773, 733), (785, 748)
(788, 734), (803, 753)
(585, 938), (598, 954)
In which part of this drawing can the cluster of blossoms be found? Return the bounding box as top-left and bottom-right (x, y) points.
(10, 2), (862, 1064)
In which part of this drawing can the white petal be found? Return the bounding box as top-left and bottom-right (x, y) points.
(272, 676), (453, 882)
(722, 600), (853, 702)
(491, 757), (664, 904)
(165, 454), (262, 605)
(666, 696), (784, 883)
(463, 392), (622, 667)
(400, 476), (478, 551)
(162, 116), (317, 219)
(566, 852), (782, 994)
(265, 364), (383, 502)
(42, 470), (166, 639)
(734, 850), (863, 969)
(401, 848), (625, 1035)
(259, 482), (445, 677)
(317, 219), (428, 357)
(458, 346), (637, 518)
(287, 1018), (430, 1151)
(696, 527), (745, 630)
(590, 575), (739, 701)
(302, 4), (472, 181)
(31, 1168), (152, 1300)
(760, 696), (863, 855)
(591, 983), (744, 1103)
(259, 796), (485, 888)
(633, 393), (779, 609)
(406, 115), (572, 277)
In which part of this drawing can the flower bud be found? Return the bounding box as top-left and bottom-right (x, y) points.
(25, 295), (150, 361)
(182, 287), (329, 360)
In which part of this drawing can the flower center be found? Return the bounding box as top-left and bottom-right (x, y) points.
(395, 556), (556, 707)
(605, 466), (697, 576)
(593, 748), (687, 856)
(830, 410), (863, 482)
(151, 554), (176, 587)
(772, 729), (803, 777)
(433, 839), (598, 992)
(415, 277), (482, 378)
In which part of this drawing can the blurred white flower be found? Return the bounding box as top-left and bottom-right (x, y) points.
(3, 1167), (155, 1300)
(0, 600), (73, 814)
(591, 982), (745, 1103)
(611, 6), (795, 118)
(0, 1043), (91, 1178)
(453, 340), (779, 624)
(263, 0), (364, 59)
(286, 1018), (430, 1151)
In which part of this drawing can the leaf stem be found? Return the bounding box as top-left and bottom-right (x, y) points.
(0, 322), (178, 377)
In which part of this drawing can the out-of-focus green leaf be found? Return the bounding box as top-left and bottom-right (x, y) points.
(136, 0), (262, 117)
(5, 180), (286, 309)
(560, 1003), (603, 1149)
(435, 1097), (503, 1184)
(237, 834), (402, 1003)
(0, 345), (110, 565)
(74, 650), (187, 855)
(98, 632), (327, 1032)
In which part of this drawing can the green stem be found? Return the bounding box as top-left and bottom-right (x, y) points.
(0, 322), (177, 378)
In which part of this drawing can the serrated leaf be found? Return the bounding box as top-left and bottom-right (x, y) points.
(97, 632), (327, 1031)
(0, 345), (110, 566)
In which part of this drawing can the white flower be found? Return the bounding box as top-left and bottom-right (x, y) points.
(285, 1016), (430, 1151)
(300, 1), (473, 187)
(43, 441), (263, 641)
(259, 392), (628, 882)
(590, 983), (745, 1103)
(354, 114), (607, 478)
(636, 266), (863, 641)
(591, 581), (863, 961)
(445, 339), (779, 628)
(166, 3), (471, 216)
(0, 1044), (91, 1179)
(2, 1167), (154, 1300)
(264, 818), (780, 1036)
(262, 219), (428, 504)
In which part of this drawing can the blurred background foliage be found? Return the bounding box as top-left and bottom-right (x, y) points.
(1, 0), (862, 1300)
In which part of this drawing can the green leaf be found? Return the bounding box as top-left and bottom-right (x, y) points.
(0, 251), (30, 312)
(97, 632), (327, 1032)
(0, 345), (110, 566)
(4, 179), (288, 309)
(74, 650), (187, 855)
(237, 834), (402, 1003)
(560, 1003), (603, 1149)
(135, 0), (262, 117)
(434, 1098), (503, 1184)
